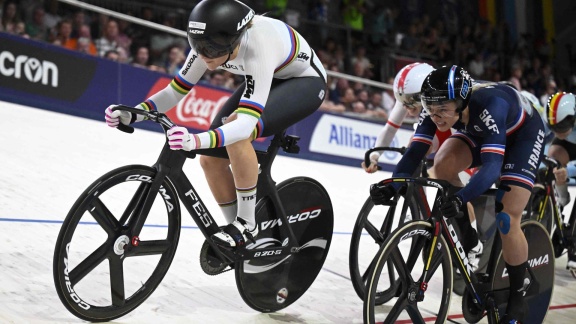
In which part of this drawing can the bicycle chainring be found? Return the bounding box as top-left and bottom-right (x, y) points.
(200, 239), (233, 275)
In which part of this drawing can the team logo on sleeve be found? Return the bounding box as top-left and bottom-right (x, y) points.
(182, 54), (197, 75)
(297, 52), (310, 61)
(244, 75), (255, 99)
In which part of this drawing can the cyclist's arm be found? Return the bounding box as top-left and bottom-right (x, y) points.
(138, 51), (207, 113)
(375, 101), (408, 147)
(456, 103), (507, 203)
(195, 29), (278, 149)
(393, 111), (435, 177)
(369, 101), (409, 161)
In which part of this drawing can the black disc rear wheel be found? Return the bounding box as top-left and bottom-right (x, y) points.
(53, 165), (181, 322)
(235, 177), (333, 312)
(491, 220), (554, 324)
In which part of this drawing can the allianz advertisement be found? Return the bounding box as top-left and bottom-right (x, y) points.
(309, 114), (415, 168)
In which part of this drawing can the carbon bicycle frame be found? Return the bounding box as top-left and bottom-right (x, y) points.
(126, 134), (302, 264)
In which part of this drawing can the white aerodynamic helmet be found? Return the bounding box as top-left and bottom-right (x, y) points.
(546, 92), (576, 132)
(393, 62), (435, 108)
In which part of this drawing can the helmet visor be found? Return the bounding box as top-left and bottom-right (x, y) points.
(550, 115), (575, 133)
(422, 99), (458, 118)
(190, 37), (231, 59)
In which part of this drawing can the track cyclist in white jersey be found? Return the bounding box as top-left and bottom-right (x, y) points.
(105, 0), (327, 249)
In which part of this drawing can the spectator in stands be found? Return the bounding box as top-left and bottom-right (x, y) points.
(52, 18), (75, 49)
(508, 65), (523, 91)
(366, 90), (388, 119)
(1, 0), (22, 34)
(70, 9), (86, 38)
(149, 13), (187, 65)
(162, 45), (186, 76)
(25, 5), (48, 41)
(400, 23), (421, 53)
(90, 13), (108, 39)
(104, 49), (120, 62)
(468, 52), (485, 79)
(350, 46), (373, 79)
(341, 0), (366, 33)
(340, 87), (358, 112)
(131, 45), (149, 68)
(540, 79), (557, 107)
(95, 19), (122, 57)
(75, 23), (97, 55)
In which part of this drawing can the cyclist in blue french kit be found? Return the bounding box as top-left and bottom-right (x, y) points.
(371, 65), (545, 324)
(105, 0), (327, 249)
(544, 92), (576, 268)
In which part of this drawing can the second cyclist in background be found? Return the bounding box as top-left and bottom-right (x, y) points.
(363, 62), (483, 270)
(544, 92), (576, 268)
(371, 65), (546, 323)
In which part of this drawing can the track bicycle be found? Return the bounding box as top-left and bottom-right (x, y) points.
(525, 155), (576, 277)
(364, 177), (554, 324)
(53, 105), (334, 322)
(349, 147), (429, 304)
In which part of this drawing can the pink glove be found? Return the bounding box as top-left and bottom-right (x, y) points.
(105, 105), (132, 127)
(167, 126), (198, 151)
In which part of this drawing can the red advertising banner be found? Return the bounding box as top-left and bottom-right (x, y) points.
(141, 76), (231, 131)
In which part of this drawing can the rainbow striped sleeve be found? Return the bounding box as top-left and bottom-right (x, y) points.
(274, 24), (300, 73)
(170, 74), (194, 95)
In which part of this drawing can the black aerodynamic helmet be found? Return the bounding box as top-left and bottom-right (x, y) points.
(421, 65), (473, 112)
(187, 0), (255, 58)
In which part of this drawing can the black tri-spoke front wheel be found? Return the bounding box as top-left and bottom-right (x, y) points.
(53, 165), (181, 322)
(364, 221), (452, 324)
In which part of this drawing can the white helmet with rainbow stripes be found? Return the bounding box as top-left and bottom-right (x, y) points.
(546, 92), (576, 133)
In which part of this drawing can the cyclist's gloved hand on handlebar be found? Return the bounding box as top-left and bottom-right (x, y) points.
(370, 182), (396, 205)
(105, 105), (144, 127)
(362, 151), (381, 173)
(167, 126), (198, 151)
(440, 195), (463, 218)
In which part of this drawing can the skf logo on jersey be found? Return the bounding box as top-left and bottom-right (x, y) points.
(237, 10), (255, 31)
(479, 109), (499, 134)
(182, 54), (197, 75)
(244, 75), (255, 99)
(0, 50), (58, 87)
(297, 52), (309, 61)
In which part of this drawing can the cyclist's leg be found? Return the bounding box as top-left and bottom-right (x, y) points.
(496, 184), (532, 322)
(258, 77), (326, 138)
(200, 82), (244, 218)
(432, 135), (481, 255)
(497, 117), (545, 322)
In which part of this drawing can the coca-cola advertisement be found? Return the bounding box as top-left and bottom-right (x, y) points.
(167, 85), (231, 131)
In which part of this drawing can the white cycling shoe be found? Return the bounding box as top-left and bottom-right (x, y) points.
(212, 218), (259, 248)
(467, 240), (484, 272)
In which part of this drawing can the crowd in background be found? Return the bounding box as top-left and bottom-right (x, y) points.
(0, 0), (572, 123)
